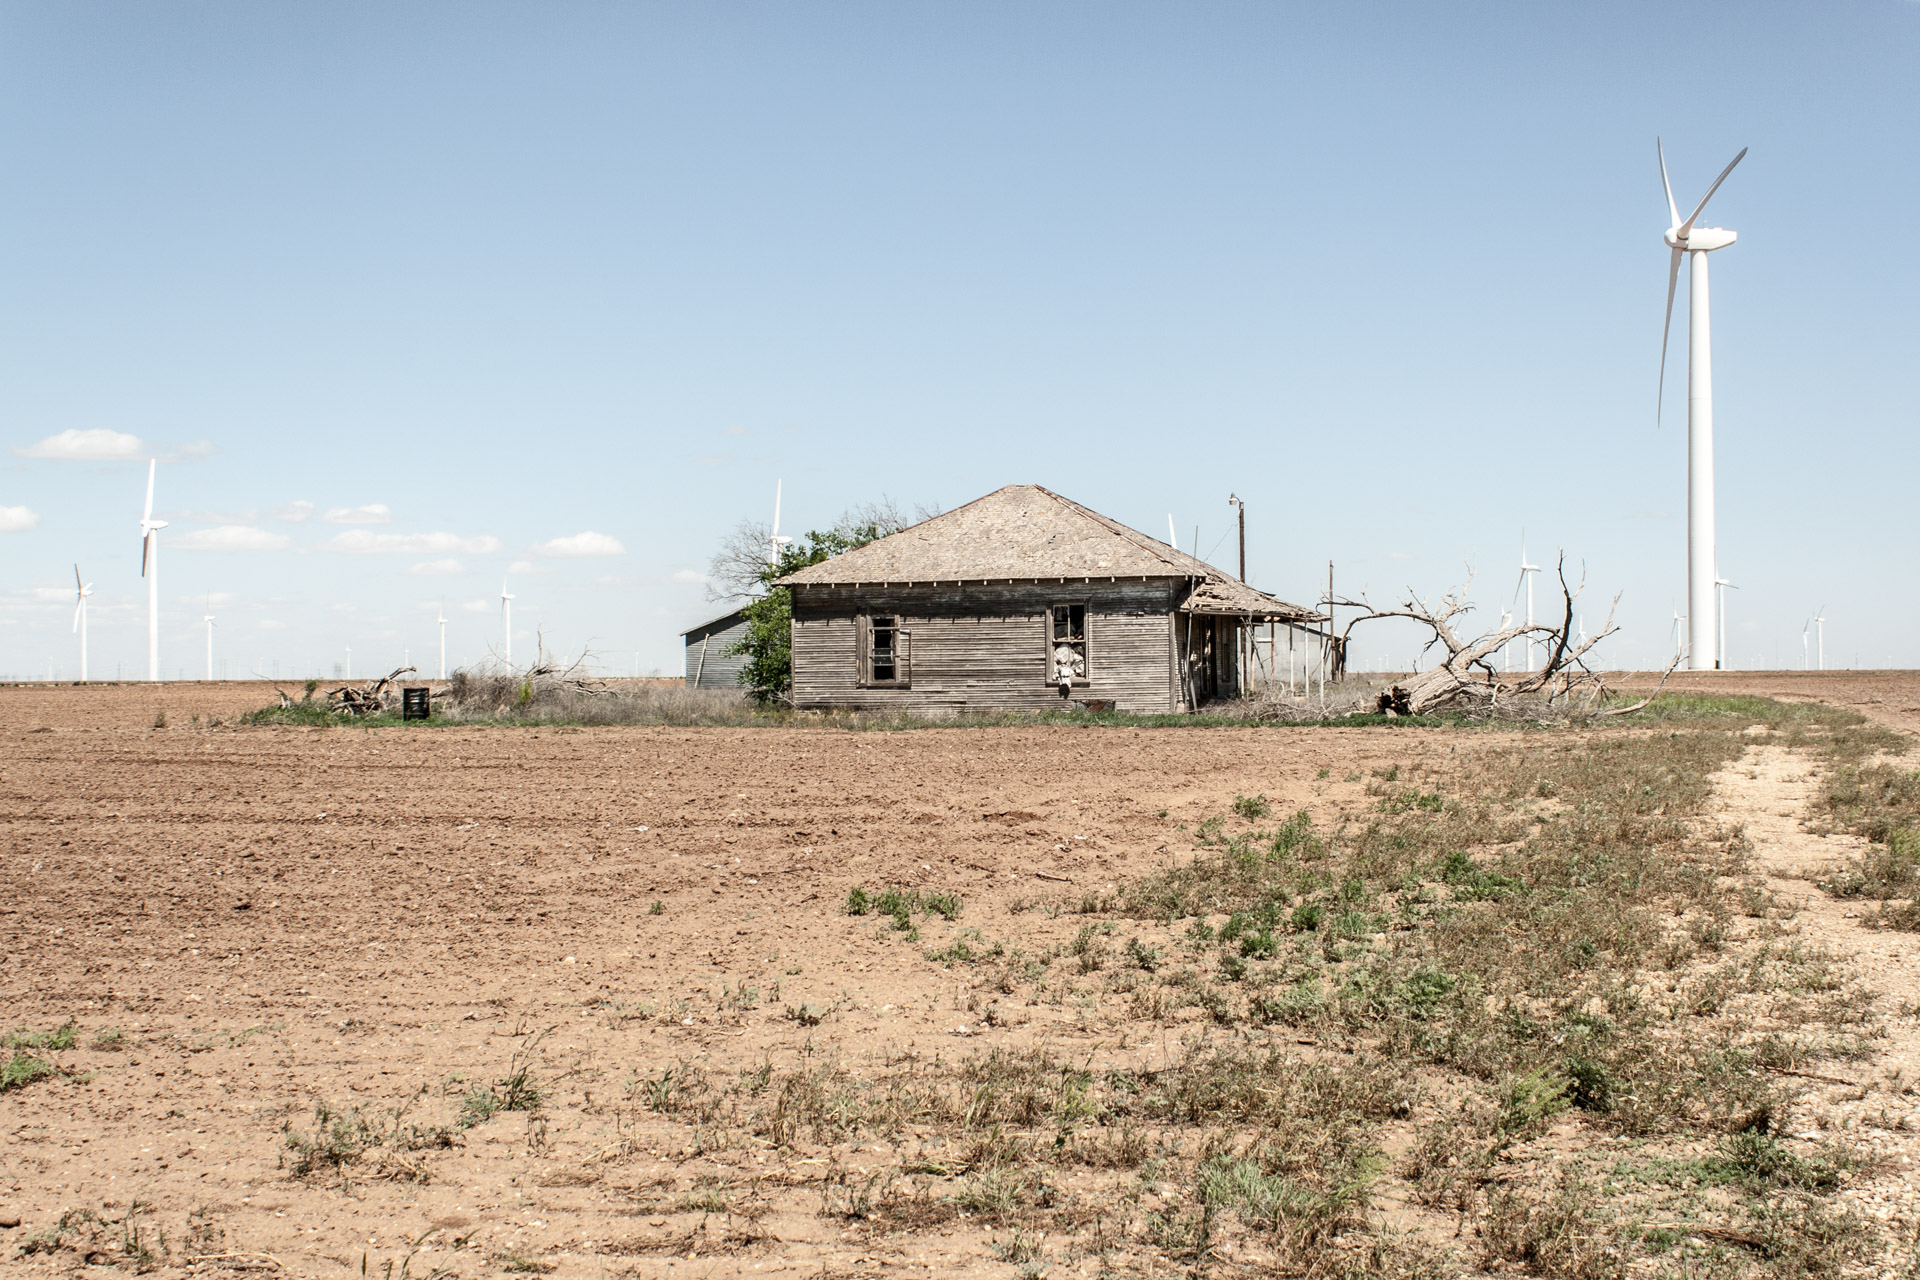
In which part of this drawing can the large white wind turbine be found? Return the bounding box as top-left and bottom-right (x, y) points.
(1813, 605), (1827, 671)
(138, 459), (167, 682)
(501, 582), (515, 666)
(203, 598), (216, 681)
(1657, 139), (1748, 671)
(437, 605), (448, 679)
(72, 566), (93, 682)
(768, 480), (792, 567)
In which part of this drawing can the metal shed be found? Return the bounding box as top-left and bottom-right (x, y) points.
(682, 608), (751, 689)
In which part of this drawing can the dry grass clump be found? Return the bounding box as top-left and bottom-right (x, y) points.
(441, 670), (759, 726)
(1814, 740), (1920, 929)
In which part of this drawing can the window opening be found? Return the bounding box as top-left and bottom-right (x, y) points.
(1050, 603), (1087, 688)
(870, 615), (899, 683)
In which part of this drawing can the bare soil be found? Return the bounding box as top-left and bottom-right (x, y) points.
(3, 674), (1918, 1277)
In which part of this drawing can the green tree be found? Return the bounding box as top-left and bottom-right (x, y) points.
(729, 511), (904, 704)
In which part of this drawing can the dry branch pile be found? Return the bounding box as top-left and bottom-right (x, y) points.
(444, 647), (612, 713)
(326, 667), (417, 716)
(1338, 555), (1627, 716)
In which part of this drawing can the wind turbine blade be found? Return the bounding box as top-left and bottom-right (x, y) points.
(1658, 246), (1683, 425)
(1679, 146), (1748, 236)
(75, 563), (83, 592)
(143, 459), (155, 524)
(141, 531), (150, 578)
(1657, 137), (1679, 228)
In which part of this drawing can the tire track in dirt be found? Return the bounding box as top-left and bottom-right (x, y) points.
(1711, 741), (1920, 1240)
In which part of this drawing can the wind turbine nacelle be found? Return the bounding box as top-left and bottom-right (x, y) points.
(1665, 226), (1737, 252)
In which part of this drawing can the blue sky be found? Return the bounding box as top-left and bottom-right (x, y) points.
(2, 2), (1915, 680)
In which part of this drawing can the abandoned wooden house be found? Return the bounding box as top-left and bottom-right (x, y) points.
(775, 484), (1327, 713)
(681, 608), (751, 688)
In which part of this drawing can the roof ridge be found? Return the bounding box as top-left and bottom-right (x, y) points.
(1030, 485), (1208, 578)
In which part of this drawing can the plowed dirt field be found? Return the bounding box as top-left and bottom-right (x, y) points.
(3, 674), (1916, 1278)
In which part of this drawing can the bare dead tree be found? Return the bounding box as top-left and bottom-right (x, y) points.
(1335, 554), (1623, 716)
(706, 520), (776, 604)
(706, 496), (924, 603)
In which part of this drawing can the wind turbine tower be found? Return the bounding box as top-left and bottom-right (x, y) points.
(72, 566), (92, 682)
(1515, 540), (1540, 671)
(501, 582), (515, 667)
(139, 459), (167, 681)
(437, 605), (448, 679)
(1657, 139), (1748, 671)
(1813, 606), (1827, 671)
(203, 600), (216, 681)
(768, 480), (792, 567)
(1714, 574), (1738, 671)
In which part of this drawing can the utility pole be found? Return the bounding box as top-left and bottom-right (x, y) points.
(1227, 494), (1246, 697)
(1326, 560), (1335, 697)
(1227, 494), (1245, 581)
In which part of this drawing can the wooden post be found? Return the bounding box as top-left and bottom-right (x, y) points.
(693, 633), (710, 686)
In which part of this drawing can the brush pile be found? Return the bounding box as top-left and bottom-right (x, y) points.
(327, 667), (418, 716)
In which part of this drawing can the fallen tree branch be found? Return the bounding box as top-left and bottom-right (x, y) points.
(1333, 553), (1620, 716)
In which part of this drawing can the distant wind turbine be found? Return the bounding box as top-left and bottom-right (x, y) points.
(139, 459), (167, 681)
(1801, 619), (1811, 671)
(72, 565), (92, 682)
(501, 582), (515, 666)
(1671, 605), (1684, 665)
(1656, 138), (1748, 672)
(1813, 605), (1827, 671)
(437, 605), (448, 679)
(345, 644), (352, 680)
(768, 480), (792, 567)
(203, 597), (216, 681)
(1513, 538), (1541, 671)
(1713, 573), (1737, 671)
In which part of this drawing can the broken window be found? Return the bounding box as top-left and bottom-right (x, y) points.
(1049, 603), (1088, 685)
(858, 614), (910, 686)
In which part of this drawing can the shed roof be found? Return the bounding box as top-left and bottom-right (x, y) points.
(679, 606), (747, 638)
(775, 484), (1324, 622)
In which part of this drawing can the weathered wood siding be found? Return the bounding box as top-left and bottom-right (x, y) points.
(790, 581), (1184, 713)
(683, 612), (751, 689)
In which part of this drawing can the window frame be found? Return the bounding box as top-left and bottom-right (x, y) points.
(1045, 601), (1091, 687)
(856, 612), (912, 688)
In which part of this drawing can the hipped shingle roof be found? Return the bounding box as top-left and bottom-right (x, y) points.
(776, 485), (1324, 622)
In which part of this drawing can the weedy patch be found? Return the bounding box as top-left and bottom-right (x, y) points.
(2, 1050), (57, 1093)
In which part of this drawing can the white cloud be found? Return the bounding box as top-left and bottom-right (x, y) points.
(174, 525), (293, 551)
(33, 586), (69, 602)
(271, 501), (315, 523)
(16, 429), (146, 461)
(531, 530), (626, 557)
(0, 505), (40, 532)
(323, 504), (393, 525)
(670, 568), (708, 584)
(320, 530), (503, 554)
(409, 558), (464, 575)
(461, 599), (492, 613)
